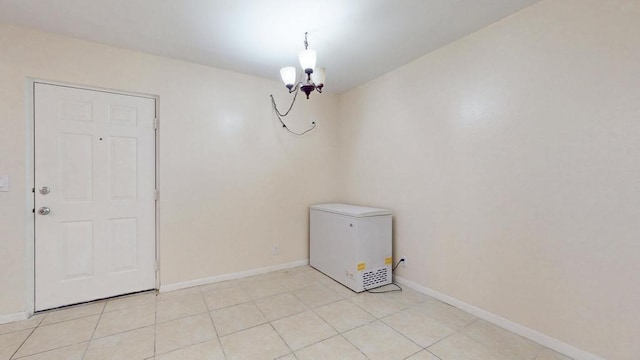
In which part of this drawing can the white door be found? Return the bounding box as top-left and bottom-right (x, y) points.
(34, 83), (156, 311)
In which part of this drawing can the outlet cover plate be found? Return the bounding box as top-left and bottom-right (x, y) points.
(0, 175), (8, 192)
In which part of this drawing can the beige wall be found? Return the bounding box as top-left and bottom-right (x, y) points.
(338, 1), (639, 359)
(0, 24), (340, 315)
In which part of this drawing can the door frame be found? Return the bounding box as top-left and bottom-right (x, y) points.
(25, 78), (160, 315)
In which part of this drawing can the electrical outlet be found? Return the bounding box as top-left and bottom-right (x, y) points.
(272, 244), (279, 255)
(0, 175), (8, 192)
(401, 257), (407, 267)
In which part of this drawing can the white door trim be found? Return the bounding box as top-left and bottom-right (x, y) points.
(25, 79), (160, 314)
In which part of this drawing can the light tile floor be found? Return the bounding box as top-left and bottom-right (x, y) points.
(0, 266), (572, 360)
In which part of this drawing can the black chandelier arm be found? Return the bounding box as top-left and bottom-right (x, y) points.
(286, 82), (303, 94)
(269, 92), (316, 136)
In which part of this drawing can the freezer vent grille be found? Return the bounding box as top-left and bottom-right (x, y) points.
(362, 267), (389, 289)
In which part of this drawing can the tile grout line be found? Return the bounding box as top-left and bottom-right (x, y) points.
(424, 328), (460, 354)
(288, 283), (346, 313)
(402, 348), (426, 360)
(201, 284), (229, 360)
(0, 314), (46, 337)
(258, 293), (311, 322)
(1, 314), (45, 359)
(285, 280), (374, 359)
(379, 293), (476, 356)
(339, 286), (432, 358)
(31, 311), (101, 327)
(380, 304), (443, 350)
(10, 305), (106, 359)
(338, 325), (374, 360)
(306, 278), (379, 357)
(8, 326), (38, 360)
(80, 302), (106, 359)
(288, 301), (340, 355)
(12, 342), (90, 360)
(8, 304), (106, 359)
(426, 348), (443, 360)
(251, 279), (295, 356)
(87, 303), (157, 340)
(153, 291), (215, 357)
(268, 274), (364, 356)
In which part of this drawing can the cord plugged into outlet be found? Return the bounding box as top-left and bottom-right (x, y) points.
(392, 257), (406, 271)
(400, 257), (407, 267)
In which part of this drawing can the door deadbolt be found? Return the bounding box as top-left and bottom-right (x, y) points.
(39, 186), (50, 195)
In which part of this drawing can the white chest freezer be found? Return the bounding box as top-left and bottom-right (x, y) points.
(310, 203), (392, 292)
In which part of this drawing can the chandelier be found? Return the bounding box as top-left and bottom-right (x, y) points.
(280, 32), (325, 99)
(270, 32), (325, 135)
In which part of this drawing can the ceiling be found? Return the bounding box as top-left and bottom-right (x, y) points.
(0, 0), (540, 93)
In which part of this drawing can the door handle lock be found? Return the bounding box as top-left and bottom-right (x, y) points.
(38, 207), (51, 215)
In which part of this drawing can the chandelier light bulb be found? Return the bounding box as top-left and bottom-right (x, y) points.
(280, 67), (296, 88)
(298, 49), (317, 74)
(311, 67), (325, 87)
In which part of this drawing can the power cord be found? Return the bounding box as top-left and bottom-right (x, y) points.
(364, 258), (404, 293)
(392, 258), (404, 271)
(365, 283), (402, 293)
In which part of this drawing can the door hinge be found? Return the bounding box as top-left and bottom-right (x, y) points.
(153, 118), (159, 130)
(154, 189), (159, 200)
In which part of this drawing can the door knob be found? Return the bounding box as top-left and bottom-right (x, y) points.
(39, 186), (50, 195)
(38, 207), (51, 215)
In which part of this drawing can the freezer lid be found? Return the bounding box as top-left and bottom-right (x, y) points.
(310, 203), (392, 217)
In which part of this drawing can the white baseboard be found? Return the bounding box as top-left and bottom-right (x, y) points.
(160, 259), (310, 293)
(0, 312), (28, 325)
(393, 275), (603, 360)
